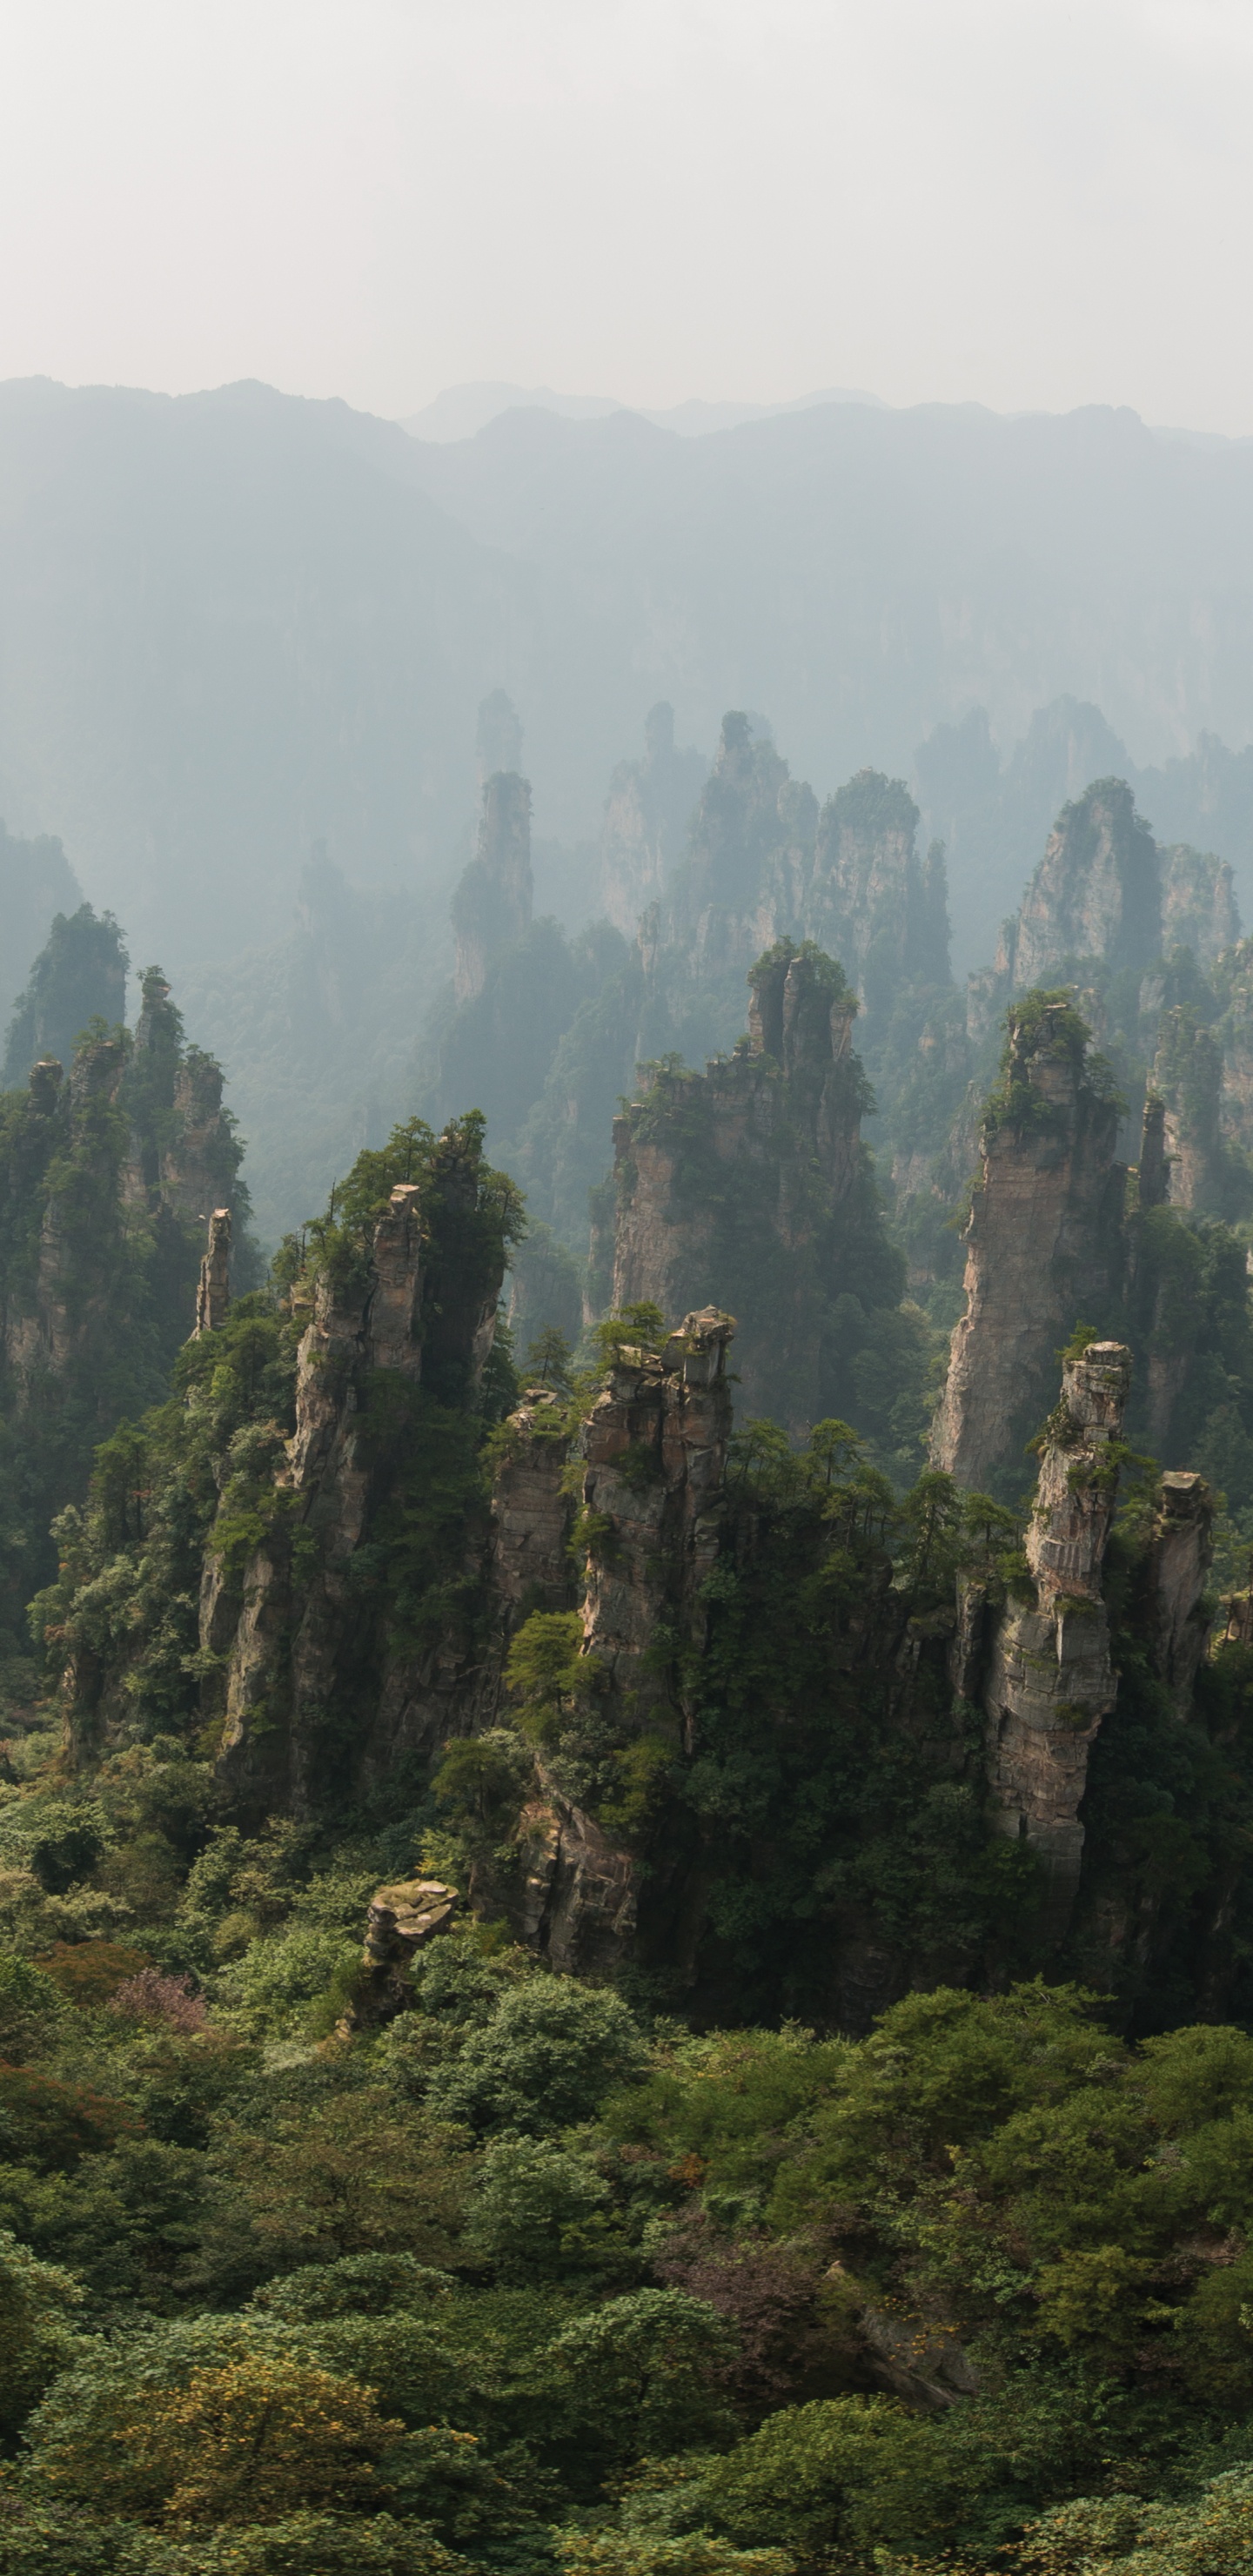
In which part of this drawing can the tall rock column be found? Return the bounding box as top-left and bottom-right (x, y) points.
(982, 1341), (1131, 1927)
(1150, 1008), (1225, 1211)
(508, 1308), (736, 1977)
(932, 996), (1127, 1493)
(578, 1306), (735, 1731)
(193, 1209), (231, 1337)
(1148, 1470), (1215, 1714)
(609, 943), (873, 1429)
(452, 772), (533, 1002)
(211, 1130), (510, 1815)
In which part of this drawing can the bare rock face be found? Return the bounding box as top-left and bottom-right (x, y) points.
(1151, 1009), (1224, 1212)
(452, 771), (533, 1003)
(1006, 780), (1162, 989)
(932, 999), (1127, 1493)
(610, 945), (867, 1427)
(982, 1342), (1131, 1929)
(193, 1209), (231, 1337)
(513, 1793), (639, 1977)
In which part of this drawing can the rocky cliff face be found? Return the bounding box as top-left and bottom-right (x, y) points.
(208, 1125), (510, 1816)
(806, 773), (948, 1016)
(509, 1307), (737, 1976)
(608, 943), (872, 1428)
(1149, 1009), (1226, 1212)
(960, 1345), (1215, 1942)
(1161, 843), (1239, 964)
(600, 703), (708, 937)
(452, 771), (533, 1003)
(1004, 779), (1162, 990)
(193, 1208), (232, 1338)
(932, 998), (1127, 1493)
(979, 1342), (1130, 1931)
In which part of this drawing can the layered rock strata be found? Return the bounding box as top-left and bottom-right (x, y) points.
(932, 1000), (1127, 1493)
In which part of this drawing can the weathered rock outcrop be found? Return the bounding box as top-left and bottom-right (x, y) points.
(193, 1209), (231, 1337)
(608, 944), (869, 1428)
(932, 999), (1127, 1493)
(452, 771), (533, 1003)
(344, 1875), (459, 2028)
(981, 1342), (1131, 1927)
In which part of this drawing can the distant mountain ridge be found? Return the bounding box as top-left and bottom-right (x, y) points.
(402, 381), (886, 442)
(9, 374), (1253, 1028)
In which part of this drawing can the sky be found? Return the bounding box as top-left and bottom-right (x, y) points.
(1, 0), (1252, 431)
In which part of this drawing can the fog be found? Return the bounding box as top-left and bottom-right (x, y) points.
(3, 1), (1253, 433)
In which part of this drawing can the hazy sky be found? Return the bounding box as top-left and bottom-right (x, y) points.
(2, 0), (1251, 430)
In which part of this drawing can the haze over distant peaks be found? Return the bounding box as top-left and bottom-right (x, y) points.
(403, 380), (887, 443)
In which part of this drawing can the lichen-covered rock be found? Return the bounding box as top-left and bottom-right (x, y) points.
(341, 1876), (459, 2028)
